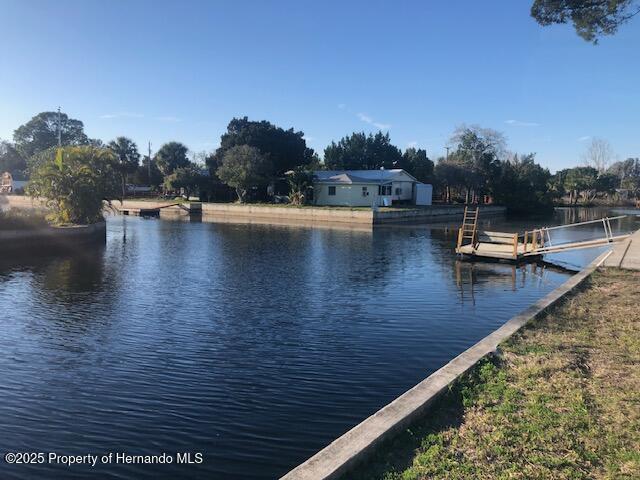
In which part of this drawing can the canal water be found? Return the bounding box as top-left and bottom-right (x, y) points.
(0, 208), (637, 479)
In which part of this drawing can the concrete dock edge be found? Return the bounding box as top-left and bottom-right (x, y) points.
(280, 250), (613, 480)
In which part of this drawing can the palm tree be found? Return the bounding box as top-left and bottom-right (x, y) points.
(108, 137), (140, 199)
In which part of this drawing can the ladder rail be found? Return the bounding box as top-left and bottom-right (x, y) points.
(457, 206), (480, 251)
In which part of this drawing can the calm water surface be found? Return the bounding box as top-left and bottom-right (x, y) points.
(0, 208), (637, 479)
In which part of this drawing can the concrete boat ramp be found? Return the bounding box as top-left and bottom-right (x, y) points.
(603, 227), (640, 270)
(455, 207), (631, 262)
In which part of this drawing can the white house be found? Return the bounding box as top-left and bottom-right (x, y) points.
(313, 169), (432, 207)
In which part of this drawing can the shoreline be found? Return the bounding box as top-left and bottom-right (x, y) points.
(0, 221), (106, 251)
(280, 247), (621, 480)
(346, 266), (640, 479)
(2, 195), (506, 226)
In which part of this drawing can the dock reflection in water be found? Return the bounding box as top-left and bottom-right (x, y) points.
(455, 261), (560, 306)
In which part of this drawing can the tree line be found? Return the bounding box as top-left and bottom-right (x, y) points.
(1, 111), (638, 211)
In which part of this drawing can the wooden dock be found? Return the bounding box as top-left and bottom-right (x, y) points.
(109, 201), (202, 217)
(117, 206), (162, 217)
(455, 207), (630, 262)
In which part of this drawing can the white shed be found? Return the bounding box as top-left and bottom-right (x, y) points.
(414, 183), (433, 206)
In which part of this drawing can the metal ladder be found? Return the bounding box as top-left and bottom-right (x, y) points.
(457, 206), (479, 250)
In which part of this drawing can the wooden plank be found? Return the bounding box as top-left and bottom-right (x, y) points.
(479, 231), (517, 238)
(478, 235), (516, 245)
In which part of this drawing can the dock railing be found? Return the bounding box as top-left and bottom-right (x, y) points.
(523, 215), (627, 255)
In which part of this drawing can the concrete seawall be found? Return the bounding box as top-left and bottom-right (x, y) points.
(201, 203), (374, 224)
(1, 195), (46, 210)
(373, 205), (505, 224)
(0, 221), (106, 250)
(280, 249), (612, 480)
(201, 203), (505, 225)
(1, 196), (106, 249)
(3, 196), (506, 226)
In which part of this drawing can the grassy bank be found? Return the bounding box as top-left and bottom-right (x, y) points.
(347, 268), (640, 480)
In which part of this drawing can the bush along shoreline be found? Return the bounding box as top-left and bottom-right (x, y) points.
(0, 146), (116, 251)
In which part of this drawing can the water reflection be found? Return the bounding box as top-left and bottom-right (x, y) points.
(454, 261), (559, 306)
(0, 209), (636, 480)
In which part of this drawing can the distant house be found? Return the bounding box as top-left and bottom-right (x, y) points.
(1, 172), (26, 194)
(313, 169), (432, 207)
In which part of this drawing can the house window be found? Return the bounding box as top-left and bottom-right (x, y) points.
(378, 185), (391, 195)
(362, 186), (368, 196)
(328, 186), (336, 196)
(395, 187), (402, 195)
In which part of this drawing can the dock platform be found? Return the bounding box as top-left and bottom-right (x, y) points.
(118, 207), (161, 217)
(455, 207), (630, 262)
(109, 202), (202, 217)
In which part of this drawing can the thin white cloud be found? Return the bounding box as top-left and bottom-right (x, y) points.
(357, 112), (373, 123)
(99, 112), (144, 119)
(505, 119), (540, 127)
(357, 112), (391, 130)
(337, 103), (346, 109)
(155, 116), (182, 122)
(578, 135), (591, 142)
(303, 136), (315, 142)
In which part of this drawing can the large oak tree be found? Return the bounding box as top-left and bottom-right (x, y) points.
(13, 111), (89, 159)
(208, 117), (314, 178)
(216, 145), (272, 203)
(155, 141), (190, 176)
(324, 131), (402, 170)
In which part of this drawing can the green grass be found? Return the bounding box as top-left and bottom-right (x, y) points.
(346, 269), (640, 480)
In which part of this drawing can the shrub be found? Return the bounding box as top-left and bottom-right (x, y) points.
(27, 146), (119, 225)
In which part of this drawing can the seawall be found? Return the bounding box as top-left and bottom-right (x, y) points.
(3, 196), (506, 226)
(0, 221), (106, 251)
(373, 205), (504, 224)
(280, 249), (613, 480)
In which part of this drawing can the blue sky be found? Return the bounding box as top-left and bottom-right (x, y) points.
(0, 0), (638, 171)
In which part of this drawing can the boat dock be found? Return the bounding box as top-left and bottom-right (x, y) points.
(109, 202), (202, 217)
(456, 207), (631, 262)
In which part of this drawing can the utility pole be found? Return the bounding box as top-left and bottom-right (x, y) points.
(148, 141), (152, 184)
(445, 146), (450, 160)
(57, 106), (62, 147)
